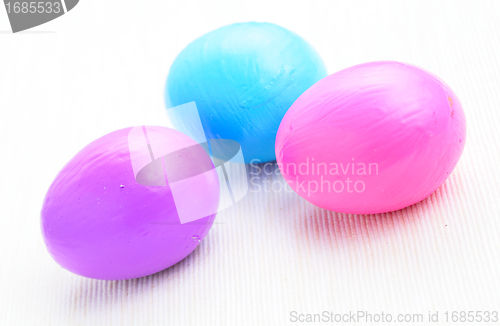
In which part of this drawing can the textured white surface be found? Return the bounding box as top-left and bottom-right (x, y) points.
(1, 0), (500, 325)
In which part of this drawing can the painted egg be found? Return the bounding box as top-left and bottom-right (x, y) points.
(276, 61), (466, 214)
(165, 22), (327, 163)
(41, 126), (219, 280)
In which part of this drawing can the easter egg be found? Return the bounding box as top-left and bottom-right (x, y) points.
(275, 61), (466, 214)
(41, 126), (219, 280)
(165, 22), (327, 163)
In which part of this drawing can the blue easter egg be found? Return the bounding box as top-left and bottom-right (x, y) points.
(165, 22), (327, 163)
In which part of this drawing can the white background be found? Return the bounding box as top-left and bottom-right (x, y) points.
(1, 0), (500, 325)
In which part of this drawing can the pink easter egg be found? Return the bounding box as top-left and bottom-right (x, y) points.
(41, 126), (219, 280)
(275, 61), (466, 214)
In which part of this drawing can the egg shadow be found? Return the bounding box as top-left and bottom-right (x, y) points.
(293, 169), (467, 258)
(61, 232), (214, 323)
(245, 161), (467, 257)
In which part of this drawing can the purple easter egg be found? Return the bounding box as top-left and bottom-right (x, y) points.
(41, 126), (219, 280)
